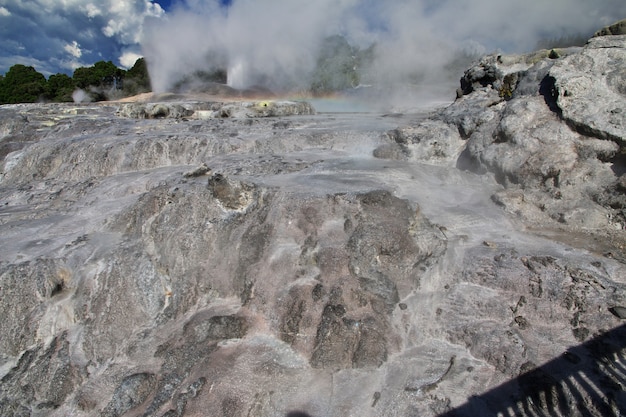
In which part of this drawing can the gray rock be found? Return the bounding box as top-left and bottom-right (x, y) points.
(424, 33), (626, 235)
(380, 120), (465, 164)
(183, 162), (211, 178)
(609, 306), (626, 319)
(207, 173), (257, 211)
(117, 102), (195, 119)
(457, 49), (578, 99)
(101, 373), (158, 417)
(550, 35), (626, 144)
(0, 332), (81, 414)
(117, 99), (316, 119)
(594, 18), (626, 37)
(372, 142), (408, 160)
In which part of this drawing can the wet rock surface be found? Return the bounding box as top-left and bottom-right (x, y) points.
(1, 34), (625, 417)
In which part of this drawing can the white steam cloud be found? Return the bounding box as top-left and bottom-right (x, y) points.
(141, 0), (625, 99)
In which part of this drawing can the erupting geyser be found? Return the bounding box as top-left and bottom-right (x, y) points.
(227, 58), (248, 90)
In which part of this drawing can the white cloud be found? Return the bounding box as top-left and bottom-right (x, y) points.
(102, 19), (121, 38)
(64, 40), (82, 58)
(83, 4), (101, 18)
(101, 1), (165, 44)
(0, 6), (11, 16)
(60, 58), (86, 71)
(119, 50), (143, 68)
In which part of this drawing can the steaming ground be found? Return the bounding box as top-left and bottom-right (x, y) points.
(0, 97), (624, 416)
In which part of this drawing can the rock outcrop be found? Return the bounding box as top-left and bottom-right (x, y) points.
(0, 25), (625, 417)
(116, 100), (315, 119)
(551, 36), (626, 144)
(384, 33), (626, 251)
(594, 18), (626, 37)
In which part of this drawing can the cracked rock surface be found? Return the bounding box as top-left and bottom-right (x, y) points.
(1, 35), (626, 417)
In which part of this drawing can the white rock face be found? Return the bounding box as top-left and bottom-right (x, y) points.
(550, 35), (626, 143)
(0, 33), (625, 417)
(427, 34), (626, 235)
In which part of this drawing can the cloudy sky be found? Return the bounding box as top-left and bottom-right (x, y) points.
(0, 0), (624, 84)
(0, 0), (184, 76)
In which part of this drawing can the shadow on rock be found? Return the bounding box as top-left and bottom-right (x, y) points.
(286, 412), (313, 417)
(437, 323), (626, 417)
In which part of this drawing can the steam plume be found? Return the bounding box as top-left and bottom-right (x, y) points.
(141, 0), (625, 102)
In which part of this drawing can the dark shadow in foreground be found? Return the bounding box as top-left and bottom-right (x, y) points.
(438, 323), (626, 416)
(285, 412), (312, 417)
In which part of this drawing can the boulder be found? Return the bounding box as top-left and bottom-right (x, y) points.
(378, 120), (465, 164)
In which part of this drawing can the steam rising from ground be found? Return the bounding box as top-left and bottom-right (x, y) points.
(72, 89), (91, 103)
(141, 0), (625, 104)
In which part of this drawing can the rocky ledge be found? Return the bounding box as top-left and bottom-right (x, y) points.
(386, 33), (626, 255)
(116, 99), (316, 119)
(0, 26), (625, 417)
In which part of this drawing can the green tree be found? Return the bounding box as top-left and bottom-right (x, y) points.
(73, 60), (123, 89)
(45, 73), (76, 102)
(94, 60), (124, 89)
(73, 60), (125, 101)
(0, 64), (46, 103)
(72, 66), (94, 89)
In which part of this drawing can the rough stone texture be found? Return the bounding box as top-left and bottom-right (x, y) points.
(380, 119), (465, 164)
(101, 373), (158, 417)
(594, 18), (626, 37)
(116, 100), (316, 119)
(410, 34), (626, 245)
(1, 31), (626, 417)
(551, 36), (626, 143)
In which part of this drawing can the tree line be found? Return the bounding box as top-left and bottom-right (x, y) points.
(0, 58), (151, 104)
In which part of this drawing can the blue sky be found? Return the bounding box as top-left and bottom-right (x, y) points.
(154, 0), (175, 11)
(154, 0), (231, 12)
